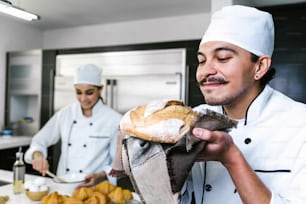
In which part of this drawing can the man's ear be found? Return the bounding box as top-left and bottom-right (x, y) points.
(254, 55), (272, 80)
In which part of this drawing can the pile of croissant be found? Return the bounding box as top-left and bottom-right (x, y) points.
(42, 180), (133, 204)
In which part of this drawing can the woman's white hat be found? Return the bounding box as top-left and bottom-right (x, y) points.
(74, 64), (102, 86)
(200, 5), (275, 57)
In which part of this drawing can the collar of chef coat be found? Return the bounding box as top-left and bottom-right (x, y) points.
(75, 98), (103, 118)
(194, 85), (274, 126)
(242, 85), (273, 125)
(220, 84), (273, 126)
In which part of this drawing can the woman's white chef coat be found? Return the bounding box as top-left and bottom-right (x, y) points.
(179, 85), (306, 204)
(25, 99), (122, 183)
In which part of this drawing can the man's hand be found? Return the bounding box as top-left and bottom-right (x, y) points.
(193, 128), (237, 165)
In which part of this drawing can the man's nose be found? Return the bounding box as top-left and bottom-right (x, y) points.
(197, 61), (217, 80)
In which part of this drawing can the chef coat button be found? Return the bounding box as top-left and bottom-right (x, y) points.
(244, 138), (252, 144)
(73, 120), (77, 124)
(68, 143), (72, 146)
(83, 144), (87, 148)
(79, 170), (83, 173)
(66, 168), (70, 172)
(89, 122), (93, 126)
(204, 184), (212, 191)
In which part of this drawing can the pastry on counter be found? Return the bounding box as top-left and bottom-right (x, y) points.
(93, 180), (116, 195)
(41, 181), (134, 204)
(0, 196), (9, 204)
(108, 187), (132, 204)
(84, 192), (109, 204)
(72, 187), (93, 201)
(42, 192), (69, 204)
(63, 197), (83, 204)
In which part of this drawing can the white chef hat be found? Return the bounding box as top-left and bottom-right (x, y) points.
(200, 5), (274, 57)
(74, 64), (102, 86)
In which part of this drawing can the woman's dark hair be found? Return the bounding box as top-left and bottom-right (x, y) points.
(250, 53), (276, 86)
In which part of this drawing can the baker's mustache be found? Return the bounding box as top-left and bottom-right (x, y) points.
(198, 77), (227, 86)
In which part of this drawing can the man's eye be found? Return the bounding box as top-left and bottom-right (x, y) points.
(218, 57), (230, 62)
(198, 60), (206, 64)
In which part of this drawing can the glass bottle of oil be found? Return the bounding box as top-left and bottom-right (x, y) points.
(13, 147), (25, 194)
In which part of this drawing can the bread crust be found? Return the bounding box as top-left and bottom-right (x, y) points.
(120, 100), (199, 143)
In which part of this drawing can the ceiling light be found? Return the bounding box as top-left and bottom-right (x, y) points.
(0, 0), (39, 21)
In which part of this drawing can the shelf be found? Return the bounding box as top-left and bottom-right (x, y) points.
(6, 50), (42, 136)
(10, 91), (40, 96)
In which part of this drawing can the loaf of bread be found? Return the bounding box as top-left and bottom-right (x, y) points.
(120, 99), (199, 143)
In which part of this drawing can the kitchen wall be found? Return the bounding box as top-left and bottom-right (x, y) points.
(2, 1), (303, 129)
(0, 17), (43, 129)
(0, 0), (255, 129)
(0, 12), (211, 128)
(43, 13), (209, 49)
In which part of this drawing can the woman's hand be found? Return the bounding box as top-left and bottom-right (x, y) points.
(32, 151), (49, 176)
(76, 171), (107, 189)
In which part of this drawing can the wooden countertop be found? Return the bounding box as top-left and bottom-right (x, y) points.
(0, 136), (32, 150)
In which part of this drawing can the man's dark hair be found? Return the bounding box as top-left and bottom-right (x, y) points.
(251, 53), (276, 86)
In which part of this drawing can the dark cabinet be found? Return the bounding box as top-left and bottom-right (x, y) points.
(262, 3), (306, 103)
(0, 146), (39, 175)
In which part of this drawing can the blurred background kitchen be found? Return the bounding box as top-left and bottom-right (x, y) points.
(0, 0), (306, 176)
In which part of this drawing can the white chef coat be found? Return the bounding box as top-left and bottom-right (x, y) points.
(179, 85), (306, 204)
(25, 99), (122, 184)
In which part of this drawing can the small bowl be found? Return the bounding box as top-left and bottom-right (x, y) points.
(25, 188), (49, 201)
(52, 173), (87, 195)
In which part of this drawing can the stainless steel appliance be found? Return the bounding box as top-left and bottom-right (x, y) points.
(54, 49), (186, 114)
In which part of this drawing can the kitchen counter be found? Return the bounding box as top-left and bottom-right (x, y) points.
(0, 170), (141, 204)
(0, 169), (63, 204)
(0, 169), (45, 203)
(0, 170), (140, 204)
(0, 136), (32, 150)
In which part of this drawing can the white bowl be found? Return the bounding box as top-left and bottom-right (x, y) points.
(52, 173), (87, 195)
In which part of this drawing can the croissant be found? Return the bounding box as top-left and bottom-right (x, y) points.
(63, 197), (83, 204)
(84, 192), (109, 204)
(108, 187), (132, 204)
(93, 180), (116, 195)
(122, 189), (133, 201)
(42, 192), (69, 204)
(72, 187), (93, 201)
(108, 187), (124, 204)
